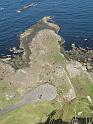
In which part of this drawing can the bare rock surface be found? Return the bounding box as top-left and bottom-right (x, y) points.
(0, 60), (15, 80)
(66, 61), (86, 78)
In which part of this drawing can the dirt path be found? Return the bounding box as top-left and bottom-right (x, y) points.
(0, 83), (57, 116)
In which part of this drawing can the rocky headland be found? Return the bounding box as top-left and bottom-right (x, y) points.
(0, 17), (93, 124)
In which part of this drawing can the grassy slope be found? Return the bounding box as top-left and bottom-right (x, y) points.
(61, 72), (93, 121)
(0, 102), (59, 124)
(47, 72), (93, 122)
(0, 81), (20, 108)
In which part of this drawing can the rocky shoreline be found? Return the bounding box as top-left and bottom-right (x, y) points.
(64, 43), (93, 72)
(0, 16), (64, 70)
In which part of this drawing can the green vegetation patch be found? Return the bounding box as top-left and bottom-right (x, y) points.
(0, 81), (20, 108)
(58, 71), (93, 121)
(71, 72), (93, 98)
(62, 98), (92, 121)
(0, 101), (59, 124)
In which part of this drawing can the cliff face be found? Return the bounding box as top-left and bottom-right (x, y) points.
(0, 17), (93, 123)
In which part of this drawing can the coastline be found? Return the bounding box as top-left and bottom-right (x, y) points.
(0, 17), (93, 123)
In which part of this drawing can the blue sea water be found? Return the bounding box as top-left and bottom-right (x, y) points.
(0, 0), (93, 56)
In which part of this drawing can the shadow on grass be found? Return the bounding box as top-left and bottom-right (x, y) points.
(38, 110), (93, 124)
(38, 110), (68, 124)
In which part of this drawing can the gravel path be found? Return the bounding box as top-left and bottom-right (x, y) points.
(0, 83), (57, 116)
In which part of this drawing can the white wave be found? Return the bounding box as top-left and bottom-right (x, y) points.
(0, 7), (4, 11)
(17, 10), (21, 13)
(84, 38), (87, 41)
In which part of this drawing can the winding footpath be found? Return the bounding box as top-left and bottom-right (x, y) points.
(0, 83), (57, 116)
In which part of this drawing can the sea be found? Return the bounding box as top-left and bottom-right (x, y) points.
(0, 0), (93, 56)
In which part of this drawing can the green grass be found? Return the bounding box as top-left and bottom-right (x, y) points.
(71, 72), (93, 98)
(58, 71), (93, 121)
(0, 81), (20, 108)
(43, 52), (65, 64)
(62, 98), (91, 121)
(49, 69), (93, 122)
(0, 101), (59, 124)
(51, 53), (65, 63)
